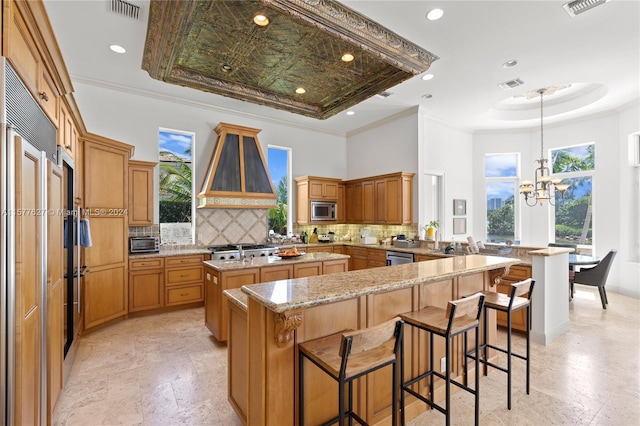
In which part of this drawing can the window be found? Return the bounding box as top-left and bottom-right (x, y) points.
(158, 129), (194, 245)
(267, 146), (291, 236)
(485, 154), (519, 243)
(551, 143), (594, 246)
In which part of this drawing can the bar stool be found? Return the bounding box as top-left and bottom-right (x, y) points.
(471, 278), (535, 410)
(399, 293), (485, 426)
(298, 317), (404, 426)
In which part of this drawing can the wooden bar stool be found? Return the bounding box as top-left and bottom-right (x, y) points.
(399, 293), (485, 426)
(298, 317), (404, 426)
(470, 278), (535, 410)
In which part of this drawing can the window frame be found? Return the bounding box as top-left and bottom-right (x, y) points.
(550, 142), (595, 249)
(158, 127), (196, 245)
(484, 153), (521, 243)
(267, 144), (292, 237)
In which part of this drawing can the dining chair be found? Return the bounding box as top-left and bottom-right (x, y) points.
(571, 250), (617, 309)
(548, 243), (578, 296)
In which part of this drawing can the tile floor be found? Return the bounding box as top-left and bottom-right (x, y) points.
(53, 286), (640, 425)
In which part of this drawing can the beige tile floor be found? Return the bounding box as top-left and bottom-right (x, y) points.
(53, 286), (640, 426)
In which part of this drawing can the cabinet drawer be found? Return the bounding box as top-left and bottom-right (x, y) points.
(166, 267), (203, 285)
(165, 255), (204, 267)
(129, 258), (164, 270)
(504, 265), (531, 281)
(166, 284), (203, 306)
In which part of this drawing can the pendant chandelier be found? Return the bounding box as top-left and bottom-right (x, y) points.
(519, 89), (569, 206)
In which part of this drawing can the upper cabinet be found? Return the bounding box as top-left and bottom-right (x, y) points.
(5, 1), (62, 126)
(58, 99), (79, 160)
(295, 176), (342, 224)
(295, 172), (414, 226)
(128, 160), (156, 226)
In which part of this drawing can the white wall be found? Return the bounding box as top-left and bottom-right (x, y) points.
(473, 106), (640, 297)
(72, 82), (348, 225)
(420, 113), (474, 242)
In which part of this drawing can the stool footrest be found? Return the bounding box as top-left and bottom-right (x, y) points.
(403, 370), (478, 396)
(402, 386), (448, 416)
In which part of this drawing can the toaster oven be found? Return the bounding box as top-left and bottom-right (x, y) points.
(129, 236), (159, 253)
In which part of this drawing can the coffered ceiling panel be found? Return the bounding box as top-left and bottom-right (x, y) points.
(142, 0), (438, 119)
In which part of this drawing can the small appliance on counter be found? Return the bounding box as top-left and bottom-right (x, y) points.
(318, 234), (331, 243)
(129, 236), (159, 253)
(394, 240), (419, 248)
(360, 227), (377, 245)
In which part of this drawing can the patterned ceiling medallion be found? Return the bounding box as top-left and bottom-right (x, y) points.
(517, 84), (572, 99)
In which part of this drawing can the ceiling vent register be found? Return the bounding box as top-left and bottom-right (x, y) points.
(499, 78), (525, 90)
(562, 0), (609, 17)
(198, 123), (277, 209)
(110, 0), (141, 20)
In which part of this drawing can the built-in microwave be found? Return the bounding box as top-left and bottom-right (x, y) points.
(129, 236), (160, 253)
(311, 200), (337, 221)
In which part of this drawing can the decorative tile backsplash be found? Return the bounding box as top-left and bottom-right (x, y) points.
(196, 208), (268, 245)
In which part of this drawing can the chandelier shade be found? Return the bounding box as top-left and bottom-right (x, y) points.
(519, 89), (569, 206)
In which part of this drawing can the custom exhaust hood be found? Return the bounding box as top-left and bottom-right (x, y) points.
(198, 123), (277, 209)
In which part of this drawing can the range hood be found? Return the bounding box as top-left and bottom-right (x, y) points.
(198, 123), (277, 209)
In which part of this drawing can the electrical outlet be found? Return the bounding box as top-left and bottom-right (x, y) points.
(440, 356), (446, 372)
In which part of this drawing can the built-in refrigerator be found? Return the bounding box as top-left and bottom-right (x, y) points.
(1, 57), (58, 425)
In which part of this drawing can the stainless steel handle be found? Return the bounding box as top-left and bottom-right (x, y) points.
(77, 204), (82, 313)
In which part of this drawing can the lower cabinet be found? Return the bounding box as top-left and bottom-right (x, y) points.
(306, 245), (333, 254)
(129, 258), (164, 312)
(496, 264), (532, 332)
(366, 248), (386, 268)
(294, 262), (323, 277)
(205, 267), (260, 342)
(414, 254), (442, 262)
(84, 265), (128, 329)
(349, 247), (368, 271)
(128, 254), (205, 314)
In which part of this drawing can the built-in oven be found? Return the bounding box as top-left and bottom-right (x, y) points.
(129, 236), (159, 253)
(311, 200), (337, 221)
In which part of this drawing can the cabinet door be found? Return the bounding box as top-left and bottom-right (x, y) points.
(84, 140), (128, 209)
(375, 179), (386, 223)
(128, 161), (156, 226)
(166, 284), (203, 306)
(414, 254), (441, 262)
(337, 184), (345, 223)
(6, 4), (40, 97)
(353, 182), (363, 222)
(204, 267), (220, 336)
(362, 181), (375, 223)
(261, 265), (293, 282)
(385, 177), (402, 224)
(309, 181), (325, 198)
(216, 269), (260, 342)
(296, 180), (310, 225)
(323, 182), (338, 199)
(129, 269), (164, 312)
(38, 68), (59, 125)
(322, 259), (348, 274)
(84, 266), (127, 329)
(294, 262), (323, 277)
(345, 183), (354, 223)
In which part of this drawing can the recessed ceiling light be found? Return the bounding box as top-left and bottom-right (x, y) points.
(421, 73), (434, 81)
(426, 8), (444, 21)
(503, 59), (518, 68)
(253, 14), (269, 26)
(341, 53), (354, 62)
(221, 64), (233, 73)
(422, 94), (433, 99)
(295, 87), (306, 94)
(109, 44), (126, 54)
(346, 111), (355, 116)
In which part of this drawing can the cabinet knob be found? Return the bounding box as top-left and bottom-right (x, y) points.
(39, 91), (49, 102)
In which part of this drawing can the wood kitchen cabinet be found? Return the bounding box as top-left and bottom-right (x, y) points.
(496, 264), (532, 332)
(82, 134), (133, 331)
(128, 160), (156, 226)
(58, 100), (79, 161)
(306, 245), (333, 253)
(295, 176), (341, 224)
(205, 266), (260, 342)
(260, 265), (293, 282)
(128, 258), (164, 312)
(362, 180), (375, 223)
(337, 183), (346, 223)
(344, 172), (414, 225)
(294, 261), (323, 277)
(345, 183), (354, 223)
(349, 246), (369, 271)
(165, 255), (205, 307)
(5, 1), (61, 126)
(415, 254), (442, 262)
(367, 248), (387, 268)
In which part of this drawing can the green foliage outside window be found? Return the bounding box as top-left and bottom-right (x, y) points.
(268, 176), (288, 234)
(487, 197), (514, 238)
(159, 150), (192, 223)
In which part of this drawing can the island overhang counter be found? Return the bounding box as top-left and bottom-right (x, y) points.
(236, 255), (520, 426)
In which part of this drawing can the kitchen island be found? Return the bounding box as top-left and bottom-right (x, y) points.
(228, 254), (519, 425)
(204, 252), (349, 342)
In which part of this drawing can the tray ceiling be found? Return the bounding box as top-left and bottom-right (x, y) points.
(142, 0), (438, 119)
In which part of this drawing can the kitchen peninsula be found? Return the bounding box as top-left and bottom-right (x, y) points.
(226, 255), (519, 425)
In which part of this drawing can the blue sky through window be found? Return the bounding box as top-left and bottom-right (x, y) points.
(268, 147), (287, 185)
(159, 130), (192, 159)
(485, 154), (517, 178)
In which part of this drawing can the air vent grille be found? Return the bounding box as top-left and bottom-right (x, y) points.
(563, 0), (609, 17)
(498, 78), (524, 90)
(5, 61), (57, 162)
(110, 0), (141, 19)
(375, 91), (393, 99)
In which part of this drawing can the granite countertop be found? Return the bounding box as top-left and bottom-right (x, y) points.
(223, 288), (247, 311)
(529, 247), (574, 256)
(242, 255), (520, 314)
(203, 252), (349, 271)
